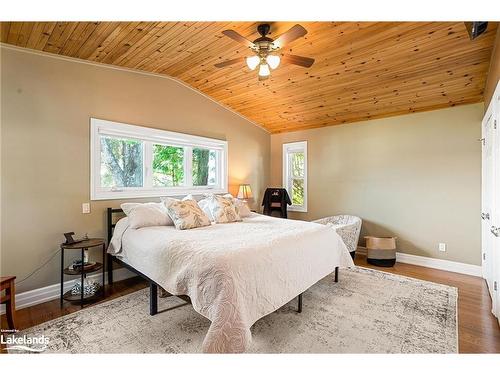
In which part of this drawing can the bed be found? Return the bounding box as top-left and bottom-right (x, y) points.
(106, 209), (354, 353)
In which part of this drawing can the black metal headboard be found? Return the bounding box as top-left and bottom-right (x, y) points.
(107, 208), (124, 244)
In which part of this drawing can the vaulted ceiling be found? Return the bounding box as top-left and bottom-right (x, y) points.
(1, 22), (497, 133)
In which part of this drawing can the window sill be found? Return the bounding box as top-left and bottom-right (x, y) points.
(91, 187), (227, 201)
(288, 206), (307, 213)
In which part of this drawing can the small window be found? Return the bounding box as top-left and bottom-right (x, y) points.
(91, 118), (227, 200)
(192, 148), (218, 186)
(100, 136), (144, 188)
(152, 144), (185, 187)
(283, 141), (307, 212)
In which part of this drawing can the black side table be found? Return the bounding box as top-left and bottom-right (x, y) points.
(60, 238), (106, 307)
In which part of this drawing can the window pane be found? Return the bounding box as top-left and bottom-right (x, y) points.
(291, 178), (304, 205)
(100, 136), (143, 188)
(193, 148), (217, 186)
(291, 152), (304, 178)
(152, 144), (184, 187)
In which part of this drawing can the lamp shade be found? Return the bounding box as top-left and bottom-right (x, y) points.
(246, 55), (260, 70)
(237, 184), (253, 200)
(266, 54), (280, 69)
(258, 63), (270, 77)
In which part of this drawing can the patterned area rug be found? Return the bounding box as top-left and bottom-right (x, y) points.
(13, 267), (458, 353)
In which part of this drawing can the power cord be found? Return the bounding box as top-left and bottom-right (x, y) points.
(15, 249), (60, 285)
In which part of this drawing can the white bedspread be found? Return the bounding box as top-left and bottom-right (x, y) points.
(109, 213), (354, 353)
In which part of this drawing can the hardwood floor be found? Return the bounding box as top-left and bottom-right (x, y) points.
(2, 256), (499, 353)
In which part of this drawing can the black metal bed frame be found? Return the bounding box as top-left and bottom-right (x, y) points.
(106, 207), (339, 317)
(107, 208), (165, 315)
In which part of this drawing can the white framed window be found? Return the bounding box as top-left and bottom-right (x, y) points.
(90, 118), (228, 200)
(283, 141), (307, 212)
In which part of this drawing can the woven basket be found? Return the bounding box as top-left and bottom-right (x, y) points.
(365, 236), (397, 267)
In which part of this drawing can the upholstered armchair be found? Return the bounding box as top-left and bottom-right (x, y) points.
(313, 215), (362, 258)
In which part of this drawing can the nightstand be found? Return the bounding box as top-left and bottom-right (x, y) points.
(60, 238), (106, 307)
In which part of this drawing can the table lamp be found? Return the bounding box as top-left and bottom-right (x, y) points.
(237, 184), (253, 202)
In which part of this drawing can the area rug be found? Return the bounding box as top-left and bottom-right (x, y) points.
(11, 267), (458, 353)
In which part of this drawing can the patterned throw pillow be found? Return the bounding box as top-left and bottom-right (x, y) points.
(163, 197), (211, 230)
(205, 194), (242, 223)
(223, 194), (252, 218)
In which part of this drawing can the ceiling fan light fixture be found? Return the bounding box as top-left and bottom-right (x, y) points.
(216, 24), (314, 81)
(258, 63), (271, 77)
(246, 55), (260, 70)
(266, 55), (280, 69)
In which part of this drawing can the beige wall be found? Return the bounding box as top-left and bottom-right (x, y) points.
(271, 104), (483, 265)
(0, 46), (270, 293)
(485, 26), (500, 110)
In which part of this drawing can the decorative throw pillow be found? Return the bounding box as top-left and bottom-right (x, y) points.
(160, 194), (194, 205)
(223, 194), (252, 218)
(197, 197), (214, 222)
(163, 196), (211, 230)
(205, 194), (241, 223)
(120, 202), (173, 229)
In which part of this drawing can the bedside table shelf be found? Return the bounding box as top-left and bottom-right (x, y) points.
(63, 262), (103, 275)
(60, 238), (106, 308)
(62, 287), (103, 303)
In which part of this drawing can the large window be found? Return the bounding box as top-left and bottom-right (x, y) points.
(283, 141), (307, 212)
(91, 118), (227, 200)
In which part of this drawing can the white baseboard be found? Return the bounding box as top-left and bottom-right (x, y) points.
(356, 247), (482, 277)
(0, 268), (136, 314)
(395, 252), (482, 277)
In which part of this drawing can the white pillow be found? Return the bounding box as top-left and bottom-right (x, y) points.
(223, 194), (252, 218)
(204, 194), (241, 223)
(198, 198), (214, 222)
(163, 196), (211, 230)
(120, 202), (173, 229)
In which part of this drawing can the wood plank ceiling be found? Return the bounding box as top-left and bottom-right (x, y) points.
(1, 22), (497, 133)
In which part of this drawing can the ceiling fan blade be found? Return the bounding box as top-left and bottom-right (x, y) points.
(214, 57), (245, 68)
(281, 54), (315, 68)
(272, 24), (308, 49)
(222, 30), (256, 49)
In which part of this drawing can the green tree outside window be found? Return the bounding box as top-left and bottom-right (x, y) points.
(153, 144), (184, 187)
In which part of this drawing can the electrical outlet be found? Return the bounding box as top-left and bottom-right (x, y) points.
(438, 243), (446, 252)
(82, 203), (91, 214)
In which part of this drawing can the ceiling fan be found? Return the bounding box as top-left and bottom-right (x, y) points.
(214, 23), (315, 81)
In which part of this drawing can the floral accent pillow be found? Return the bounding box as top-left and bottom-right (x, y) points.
(223, 194), (252, 218)
(163, 196), (211, 230)
(205, 194), (242, 223)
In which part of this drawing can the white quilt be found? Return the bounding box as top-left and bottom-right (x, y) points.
(109, 213), (354, 353)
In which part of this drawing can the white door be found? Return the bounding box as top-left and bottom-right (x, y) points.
(483, 80), (500, 323)
(482, 107), (495, 297)
(491, 87), (500, 323)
